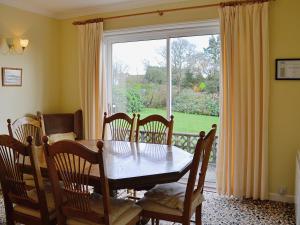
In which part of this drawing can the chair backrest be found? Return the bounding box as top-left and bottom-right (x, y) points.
(136, 114), (174, 145)
(43, 138), (111, 225)
(7, 117), (41, 145)
(183, 124), (217, 217)
(0, 135), (50, 221)
(39, 110), (83, 140)
(102, 112), (135, 141)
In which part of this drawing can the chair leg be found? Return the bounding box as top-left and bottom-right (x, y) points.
(195, 204), (202, 225)
(151, 218), (154, 225)
(155, 219), (159, 225)
(2, 188), (14, 225)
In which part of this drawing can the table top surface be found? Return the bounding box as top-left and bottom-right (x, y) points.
(34, 140), (193, 189)
(79, 140), (193, 180)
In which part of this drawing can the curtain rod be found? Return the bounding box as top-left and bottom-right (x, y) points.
(73, 0), (272, 25)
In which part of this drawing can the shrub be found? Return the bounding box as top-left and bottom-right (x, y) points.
(173, 89), (219, 116)
(141, 83), (167, 108)
(126, 88), (144, 113)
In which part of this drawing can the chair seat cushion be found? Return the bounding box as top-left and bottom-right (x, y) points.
(14, 188), (56, 219)
(138, 197), (183, 216)
(138, 182), (204, 214)
(48, 132), (76, 144)
(66, 194), (142, 225)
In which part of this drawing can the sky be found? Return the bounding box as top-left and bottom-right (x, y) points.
(112, 35), (213, 75)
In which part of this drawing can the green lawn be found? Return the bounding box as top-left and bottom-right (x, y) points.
(139, 108), (219, 134)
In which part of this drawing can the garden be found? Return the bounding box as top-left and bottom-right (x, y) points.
(112, 35), (220, 134)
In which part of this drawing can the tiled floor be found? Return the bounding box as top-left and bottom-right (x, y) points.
(0, 192), (295, 225)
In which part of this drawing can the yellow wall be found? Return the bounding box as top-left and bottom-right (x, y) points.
(268, 0), (300, 197)
(59, 0), (300, 197)
(0, 4), (61, 133)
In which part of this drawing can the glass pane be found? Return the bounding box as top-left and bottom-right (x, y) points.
(170, 35), (220, 135)
(112, 39), (167, 118)
(170, 35), (220, 187)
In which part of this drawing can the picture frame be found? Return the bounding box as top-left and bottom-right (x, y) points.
(276, 58), (300, 80)
(1, 67), (22, 86)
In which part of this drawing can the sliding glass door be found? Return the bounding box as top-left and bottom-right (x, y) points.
(105, 21), (220, 187)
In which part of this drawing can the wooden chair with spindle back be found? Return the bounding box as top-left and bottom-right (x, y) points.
(136, 114), (174, 146)
(38, 109), (83, 140)
(102, 112), (136, 142)
(8, 116), (46, 187)
(7, 116), (42, 145)
(42, 138), (142, 225)
(0, 135), (56, 225)
(138, 124), (217, 225)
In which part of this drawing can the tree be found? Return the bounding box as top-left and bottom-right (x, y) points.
(159, 39), (197, 93)
(182, 70), (205, 89)
(126, 87), (144, 113)
(203, 36), (220, 76)
(202, 36), (221, 93)
(112, 60), (129, 86)
(144, 66), (166, 84)
(182, 71), (195, 88)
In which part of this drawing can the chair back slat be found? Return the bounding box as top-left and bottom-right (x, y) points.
(53, 152), (92, 212)
(136, 114), (174, 145)
(43, 139), (110, 224)
(102, 112), (135, 141)
(0, 135), (50, 215)
(7, 117), (41, 145)
(183, 125), (217, 217)
(0, 136), (29, 198)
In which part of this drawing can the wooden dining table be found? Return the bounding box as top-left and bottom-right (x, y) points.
(26, 140), (193, 190)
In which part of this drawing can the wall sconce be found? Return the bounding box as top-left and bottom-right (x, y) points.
(0, 38), (29, 54)
(20, 39), (29, 51)
(6, 38), (14, 51)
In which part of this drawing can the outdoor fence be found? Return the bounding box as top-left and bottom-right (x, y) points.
(172, 132), (218, 164)
(133, 129), (218, 164)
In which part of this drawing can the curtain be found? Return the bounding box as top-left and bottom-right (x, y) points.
(216, 2), (269, 200)
(78, 22), (107, 139)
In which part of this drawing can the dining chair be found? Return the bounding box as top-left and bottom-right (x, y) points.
(38, 109), (83, 140)
(136, 114), (174, 145)
(7, 116), (42, 145)
(0, 135), (56, 225)
(7, 116), (45, 187)
(42, 138), (142, 225)
(102, 112), (136, 142)
(137, 124), (217, 225)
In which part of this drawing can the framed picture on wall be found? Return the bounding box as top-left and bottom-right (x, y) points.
(1, 67), (22, 86)
(276, 59), (300, 80)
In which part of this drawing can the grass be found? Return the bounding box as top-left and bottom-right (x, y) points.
(139, 108), (219, 134)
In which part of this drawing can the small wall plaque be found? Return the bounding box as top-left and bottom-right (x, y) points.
(276, 59), (300, 80)
(1, 67), (22, 86)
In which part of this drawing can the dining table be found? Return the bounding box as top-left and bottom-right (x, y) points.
(25, 140), (194, 191)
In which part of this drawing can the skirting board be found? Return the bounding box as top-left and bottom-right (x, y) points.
(269, 193), (295, 203)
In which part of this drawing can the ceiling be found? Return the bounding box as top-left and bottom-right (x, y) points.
(0, 0), (188, 19)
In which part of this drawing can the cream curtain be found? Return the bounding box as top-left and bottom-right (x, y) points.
(216, 2), (269, 200)
(78, 22), (107, 139)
